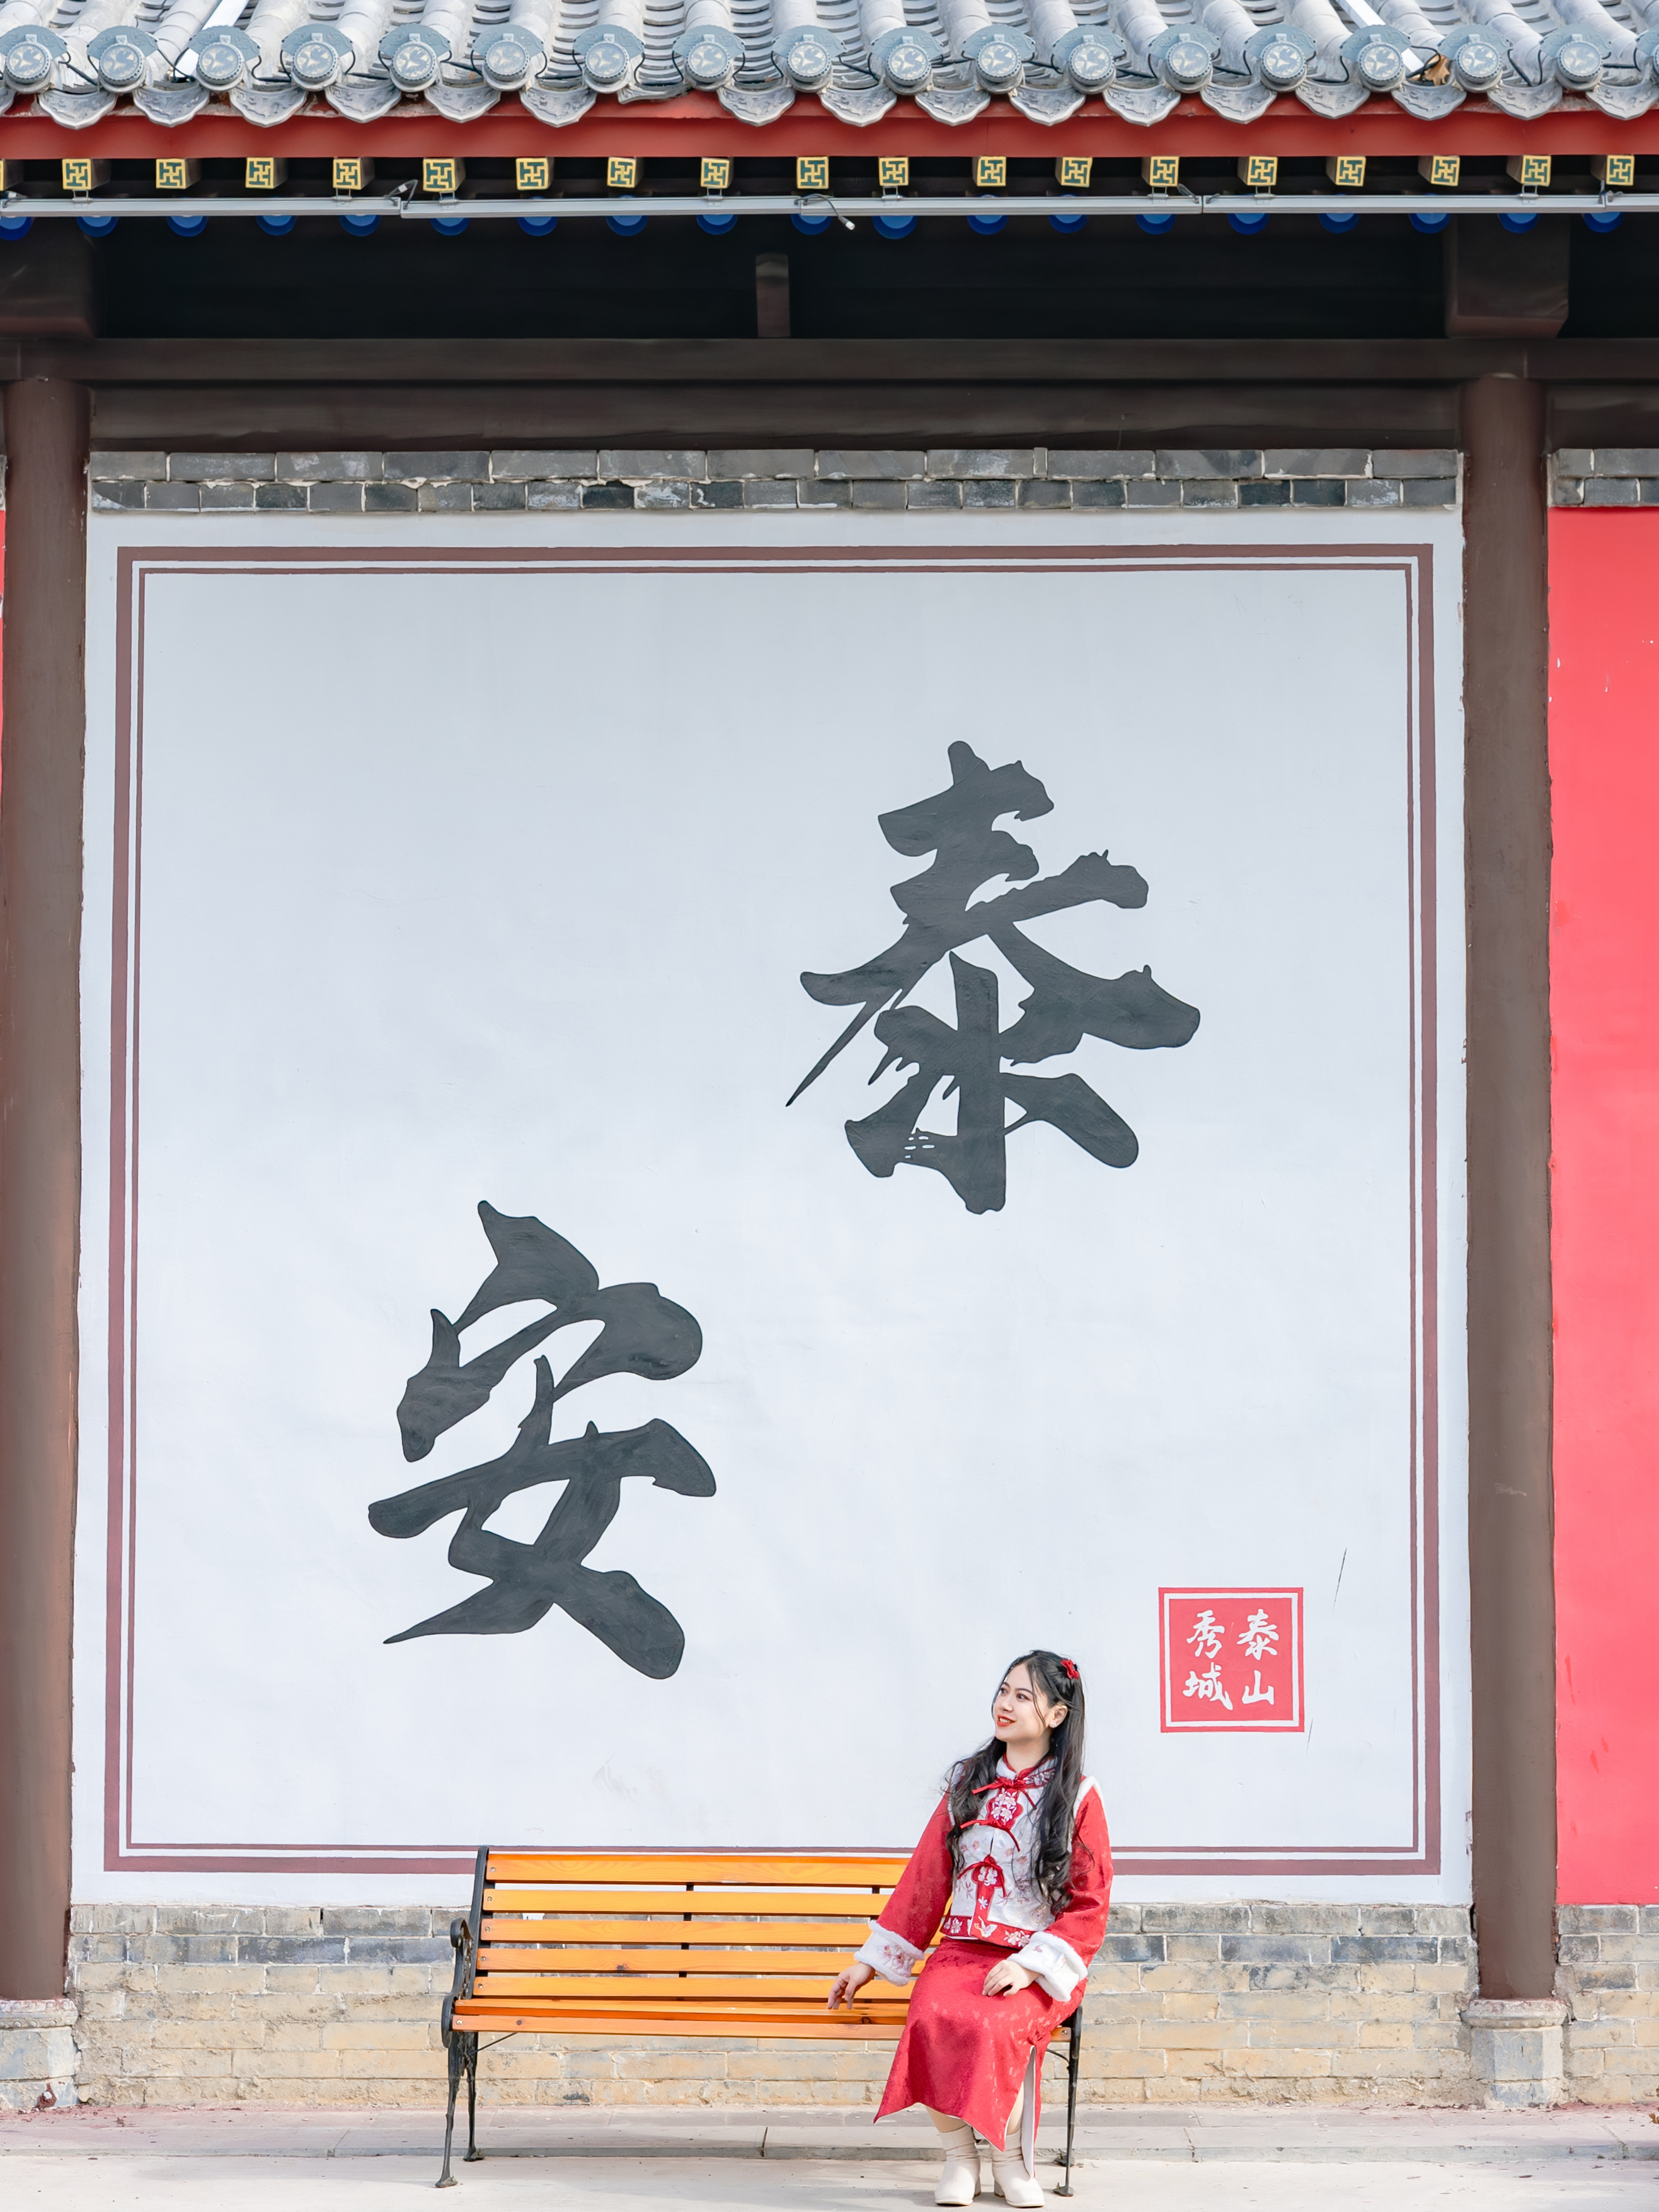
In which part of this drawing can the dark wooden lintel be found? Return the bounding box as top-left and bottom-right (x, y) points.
(26, 335), (1659, 391)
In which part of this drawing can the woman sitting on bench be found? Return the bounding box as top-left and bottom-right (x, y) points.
(828, 1649), (1111, 2211)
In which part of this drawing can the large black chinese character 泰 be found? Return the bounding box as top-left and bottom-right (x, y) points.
(789, 741), (1200, 1215)
(368, 1203), (712, 1678)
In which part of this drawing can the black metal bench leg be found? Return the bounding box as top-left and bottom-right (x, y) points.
(464, 2034), (483, 2162)
(1056, 2012), (1081, 2197)
(437, 2032), (462, 2188)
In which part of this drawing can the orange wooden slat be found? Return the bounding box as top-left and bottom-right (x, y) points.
(482, 1917), (893, 1946)
(475, 1947), (886, 1976)
(485, 1854), (908, 1886)
(454, 2009), (911, 2040)
(473, 1973), (893, 2002)
(483, 1889), (895, 1918)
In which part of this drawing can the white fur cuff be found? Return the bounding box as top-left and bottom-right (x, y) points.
(856, 1925), (924, 1986)
(1019, 1930), (1086, 2002)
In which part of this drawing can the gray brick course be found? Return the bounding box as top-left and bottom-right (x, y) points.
(169, 452), (275, 482)
(1586, 448), (1659, 476)
(92, 451), (168, 480)
(1263, 449), (1371, 477)
(278, 452), (382, 483)
(1381, 449), (1458, 479)
(1159, 449), (1263, 479)
(817, 450), (925, 480)
(91, 447), (1464, 520)
(927, 449), (1036, 479)
(490, 449), (597, 480)
(599, 449), (706, 482)
(1583, 478), (1641, 506)
(1048, 450), (1154, 479)
(386, 451), (489, 483)
(706, 449), (814, 478)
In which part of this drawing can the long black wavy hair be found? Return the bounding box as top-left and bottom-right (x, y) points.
(945, 1650), (1088, 1917)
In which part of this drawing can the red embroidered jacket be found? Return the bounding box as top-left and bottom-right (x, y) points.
(855, 1760), (1113, 2003)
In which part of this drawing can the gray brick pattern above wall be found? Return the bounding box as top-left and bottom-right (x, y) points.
(69, 1901), (1476, 2109)
(88, 450), (1464, 517)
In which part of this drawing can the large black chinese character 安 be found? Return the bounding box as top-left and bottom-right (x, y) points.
(368, 1204), (712, 1678)
(789, 742), (1200, 1215)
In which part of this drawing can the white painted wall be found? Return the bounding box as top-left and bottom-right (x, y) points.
(73, 509), (1469, 1904)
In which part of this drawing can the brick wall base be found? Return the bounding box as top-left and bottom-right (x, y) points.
(70, 1903), (1479, 2108)
(1556, 1906), (1659, 2104)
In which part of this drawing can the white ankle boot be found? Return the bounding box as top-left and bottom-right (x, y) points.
(989, 2141), (1043, 2209)
(934, 2123), (980, 2206)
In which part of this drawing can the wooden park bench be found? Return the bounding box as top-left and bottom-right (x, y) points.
(438, 1849), (1084, 2193)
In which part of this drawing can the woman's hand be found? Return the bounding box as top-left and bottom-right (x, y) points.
(827, 1960), (875, 2011)
(982, 1956), (1037, 1998)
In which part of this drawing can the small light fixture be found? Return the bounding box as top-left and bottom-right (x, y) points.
(0, 23), (65, 93)
(573, 21), (643, 89)
(775, 22), (837, 87)
(870, 23), (941, 91)
(1434, 25), (1503, 89)
(379, 21), (450, 93)
(473, 25), (542, 88)
(673, 22), (744, 88)
(1049, 23), (1123, 88)
(1244, 21), (1312, 89)
(1147, 23), (1217, 91)
(1540, 24), (1606, 89)
(1339, 23), (1409, 91)
(193, 24), (259, 89)
(282, 21), (353, 87)
(962, 21), (1032, 89)
(87, 23), (155, 90)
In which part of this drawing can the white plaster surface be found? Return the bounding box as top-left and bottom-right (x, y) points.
(74, 511), (1470, 1903)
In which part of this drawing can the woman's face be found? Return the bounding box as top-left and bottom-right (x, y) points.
(991, 1663), (1067, 1763)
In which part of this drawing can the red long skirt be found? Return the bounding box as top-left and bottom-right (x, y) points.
(874, 1939), (1080, 2157)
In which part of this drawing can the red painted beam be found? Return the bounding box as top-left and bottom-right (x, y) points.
(0, 91), (1653, 159)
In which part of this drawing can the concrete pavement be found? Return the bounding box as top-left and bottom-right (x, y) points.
(1, 2104), (1656, 2211)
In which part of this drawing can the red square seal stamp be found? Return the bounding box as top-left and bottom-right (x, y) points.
(1159, 1588), (1304, 1732)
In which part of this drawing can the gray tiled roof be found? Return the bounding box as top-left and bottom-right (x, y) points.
(8, 0), (1656, 126)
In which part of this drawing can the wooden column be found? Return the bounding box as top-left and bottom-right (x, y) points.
(0, 378), (88, 2000)
(1462, 372), (1557, 2000)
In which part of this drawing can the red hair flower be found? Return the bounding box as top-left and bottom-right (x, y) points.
(1060, 1658), (1079, 1681)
